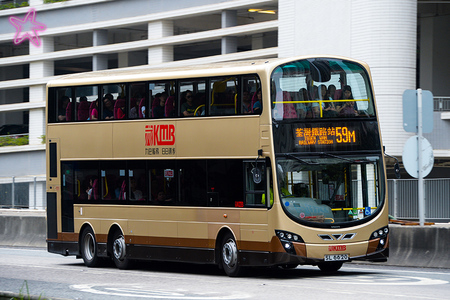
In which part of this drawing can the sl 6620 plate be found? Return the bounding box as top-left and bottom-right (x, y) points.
(324, 254), (349, 261)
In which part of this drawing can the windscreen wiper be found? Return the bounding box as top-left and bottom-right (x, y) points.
(277, 153), (318, 165)
(319, 152), (358, 163)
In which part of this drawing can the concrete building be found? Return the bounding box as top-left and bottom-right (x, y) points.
(0, 0), (449, 210)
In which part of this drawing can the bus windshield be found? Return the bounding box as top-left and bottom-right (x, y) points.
(271, 58), (375, 120)
(276, 155), (385, 226)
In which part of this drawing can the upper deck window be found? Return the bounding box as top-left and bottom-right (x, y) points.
(48, 74), (261, 123)
(270, 59), (375, 121)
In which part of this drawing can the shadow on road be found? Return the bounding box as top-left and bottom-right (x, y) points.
(61, 258), (375, 279)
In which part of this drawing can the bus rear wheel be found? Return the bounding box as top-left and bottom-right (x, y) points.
(318, 261), (343, 273)
(112, 230), (132, 269)
(221, 233), (242, 277)
(80, 227), (100, 267)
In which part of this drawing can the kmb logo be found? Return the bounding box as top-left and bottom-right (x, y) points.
(145, 125), (175, 146)
(328, 245), (346, 251)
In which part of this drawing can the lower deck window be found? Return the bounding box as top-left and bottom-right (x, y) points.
(61, 159), (265, 208)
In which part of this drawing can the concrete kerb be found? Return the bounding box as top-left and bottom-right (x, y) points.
(1, 210), (449, 268)
(0, 209), (46, 248)
(385, 224), (450, 269)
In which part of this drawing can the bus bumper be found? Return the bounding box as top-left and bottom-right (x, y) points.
(47, 240), (79, 257)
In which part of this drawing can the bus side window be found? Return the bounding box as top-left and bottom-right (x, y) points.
(72, 162), (98, 203)
(149, 162), (177, 205)
(244, 161), (266, 207)
(59, 94), (72, 122)
(241, 75), (261, 115)
(100, 161), (126, 201)
(207, 160), (243, 207)
(75, 85), (98, 121)
(210, 77), (238, 116)
(127, 163), (147, 202)
(178, 160), (207, 206)
(179, 80), (206, 117)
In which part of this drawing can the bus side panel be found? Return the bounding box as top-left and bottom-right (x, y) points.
(50, 123), (113, 160)
(239, 209), (269, 251)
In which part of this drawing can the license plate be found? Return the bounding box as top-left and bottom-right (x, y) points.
(324, 254), (349, 262)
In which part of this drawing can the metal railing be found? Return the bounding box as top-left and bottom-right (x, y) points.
(388, 178), (450, 221)
(0, 176), (46, 210)
(433, 97), (450, 111)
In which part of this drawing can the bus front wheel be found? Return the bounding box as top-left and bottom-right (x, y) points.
(318, 261), (343, 272)
(80, 227), (100, 267)
(221, 233), (242, 277)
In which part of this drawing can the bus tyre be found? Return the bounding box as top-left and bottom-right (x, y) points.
(318, 261), (343, 273)
(80, 227), (101, 267)
(279, 264), (299, 269)
(221, 233), (242, 277)
(112, 230), (132, 269)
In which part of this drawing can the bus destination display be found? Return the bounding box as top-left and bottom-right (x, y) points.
(294, 126), (357, 146)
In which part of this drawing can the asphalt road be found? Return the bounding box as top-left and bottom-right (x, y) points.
(0, 247), (449, 300)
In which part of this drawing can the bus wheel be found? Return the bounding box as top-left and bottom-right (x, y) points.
(80, 227), (100, 267)
(112, 230), (132, 269)
(318, 261), (343, 272)
(221, 233), (242, 277)
(279, 264), (299, 269)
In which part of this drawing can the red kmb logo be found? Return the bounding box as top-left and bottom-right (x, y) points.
(145, 125), (175, 146)
(328, 245), (346, 251)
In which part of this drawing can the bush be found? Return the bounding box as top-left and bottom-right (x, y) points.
(0, 2), (29, 10)
(44, 0), (69, 3)
(0, 135), (29, 147)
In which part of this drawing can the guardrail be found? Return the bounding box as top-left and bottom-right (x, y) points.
(434, 97), (450, 111)
(388, 178), (450, 221)
(0, 176), (46, 210)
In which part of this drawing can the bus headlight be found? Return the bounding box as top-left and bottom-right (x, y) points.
(275, 230), (304, 255)
(370, 226), (388, 250)
(370, 226), (388, 240)
(275, 230), (304, 243)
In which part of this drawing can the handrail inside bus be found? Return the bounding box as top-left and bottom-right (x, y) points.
(194, 104), (205, 116)
(103, 176), (109, 198)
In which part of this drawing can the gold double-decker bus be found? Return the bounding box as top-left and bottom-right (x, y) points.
(46, 56), (389, 276)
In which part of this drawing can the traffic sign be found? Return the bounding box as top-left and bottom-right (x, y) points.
(402, 135), (434, 178)
(403, 89), (434, 133)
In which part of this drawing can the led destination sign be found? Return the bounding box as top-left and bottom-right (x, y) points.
(274, 122), (379, 153)
(294, 126), (357, 147)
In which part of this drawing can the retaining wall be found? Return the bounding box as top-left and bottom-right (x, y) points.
(0, 212), (449, 268)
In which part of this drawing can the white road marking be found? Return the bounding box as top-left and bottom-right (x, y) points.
(70, 284), (252, 299)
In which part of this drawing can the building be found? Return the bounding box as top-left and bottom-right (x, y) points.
(0, 0), (449, 210)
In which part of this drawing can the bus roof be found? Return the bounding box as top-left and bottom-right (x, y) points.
(47, 55), (365, 87)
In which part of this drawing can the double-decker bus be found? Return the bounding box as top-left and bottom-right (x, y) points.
(46, 55), (388, 276)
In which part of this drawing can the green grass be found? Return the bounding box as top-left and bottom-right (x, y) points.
(8, 281), (47, 300)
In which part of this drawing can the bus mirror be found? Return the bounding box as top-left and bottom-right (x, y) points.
(394, 162), (401, 179)
(251, 167), (262, 184)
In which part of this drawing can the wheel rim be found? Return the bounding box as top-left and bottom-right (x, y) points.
(83, 232), (95, 261)
(222, 238), (237, 268)
(113, 235), (126, 261)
